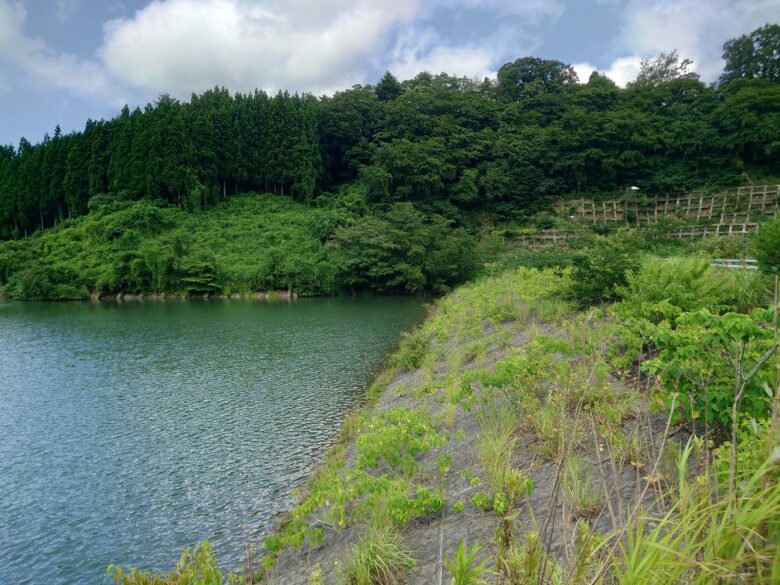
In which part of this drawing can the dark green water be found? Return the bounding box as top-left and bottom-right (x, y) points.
(0, 297), (424, 584)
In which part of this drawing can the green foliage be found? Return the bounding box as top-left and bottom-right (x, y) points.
(355, 408), (448, 476)
(642, 308), (776, 430)
(0, 193), (476, 299)
(615, 256), (729, 320)
(310, 562), (324, 585)
(720, 24), (780, 84)
(497, 56), (579, 100)
(264, 407), (446, 557)
(328, 202), (478, 294)
(476, 410), (532, 513)
(563, 455), (604, 519)
(756, 216), (780, 274)
(615, 459), (780, 584)
(630, 51), (700, 87)
(180, 258), (219, 295)
(375, 71), (403, 102)
(338, 527), (415, 585)
(106, 542), (238, 585)
(445, 540), (492, 585)
(499, 531), (562, 585)
(569, 233), (641, 305)
(389, 326), (430, 370)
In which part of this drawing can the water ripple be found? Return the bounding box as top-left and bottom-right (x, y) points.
(0, 298), (423, 585)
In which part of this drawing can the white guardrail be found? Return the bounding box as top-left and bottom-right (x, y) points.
(711, 258), (759, 270)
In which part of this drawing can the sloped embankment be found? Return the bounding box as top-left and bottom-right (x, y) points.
(261, 268), (670, 584)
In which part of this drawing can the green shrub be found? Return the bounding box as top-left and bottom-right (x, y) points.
(569, 233), (641, 305)
(0, 193), (477, 300)
(534, 216), (555, 230)
(643, 308), (776, 430)
(616, 256), (728, 320)
(755, 216), (780, 274)
(106, 541), (233, 585)
(179, 257), (221, 295)
(11, 265), (54, 300)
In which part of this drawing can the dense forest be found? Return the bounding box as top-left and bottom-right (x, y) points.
(0, 25), (778, 298)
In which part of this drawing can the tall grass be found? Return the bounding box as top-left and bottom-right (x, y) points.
(614, 459), (780, 584)
(563, 456), (604, 520)
(338, 527), (416, 585)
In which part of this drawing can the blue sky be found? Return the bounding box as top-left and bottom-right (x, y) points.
(1, 0), (778, 145)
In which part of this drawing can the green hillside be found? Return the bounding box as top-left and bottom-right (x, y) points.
(0, 190), (478, 300)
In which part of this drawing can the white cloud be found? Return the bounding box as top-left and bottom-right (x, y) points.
(96, 0), (565, 96)
(611, 0), (780, 83)
(98, 0), (420, 97)
(0, 0), (564, 104)
(574, 55), (642, 86)
(576, 0), (778, 87)
(4, 0), (777, 110)
(0, 0), (131, 104)
(386, 1), (556, 82)
(572, 62), (596, 82)
(388, 25), (509, 80)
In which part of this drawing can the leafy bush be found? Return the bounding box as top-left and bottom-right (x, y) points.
(11, 266), (54, 300)
(355, 408), (447, 476)
(755, 216), (780, 274)
(10, 263), (87, 300)
(106, 541), (234, 585)
(615, 256), (729, 320)
(569, 233), (641, 305)
(643, 308), (776, 430)
(179, 258), (220, 295)
(0, 194), (478, 300)
(390, 326), (430, 370)
(329, 202), (477, 294)
(534, 216), (555, 230)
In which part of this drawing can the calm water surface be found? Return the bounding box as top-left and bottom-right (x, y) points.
(0, 297), (424, 584)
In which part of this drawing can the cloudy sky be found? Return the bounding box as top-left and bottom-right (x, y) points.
(1, 0), (778, 145)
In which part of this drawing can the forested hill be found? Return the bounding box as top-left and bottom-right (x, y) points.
(1, 24), (779, 241)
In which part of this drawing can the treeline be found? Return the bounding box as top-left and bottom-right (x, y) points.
(0, 90), (320, 238)
(1, 24), (779, 239)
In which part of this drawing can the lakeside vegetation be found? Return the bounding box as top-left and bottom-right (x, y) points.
(107, 217), (780, 584)
(0, 190), (477, 299)
(1, 25), (779, 299)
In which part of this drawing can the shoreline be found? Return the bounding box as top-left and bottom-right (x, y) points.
(92, 289), (299, 302)
(258, 267), (667, 583)
(0, 290), (434, 303)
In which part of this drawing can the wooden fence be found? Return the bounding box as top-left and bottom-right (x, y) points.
(666, 223), (760, 239)
(516, 229), (575, 247)
(555, 184), (780, 225)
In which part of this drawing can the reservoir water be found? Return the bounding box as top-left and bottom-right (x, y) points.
(0, 297), (424, 584)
